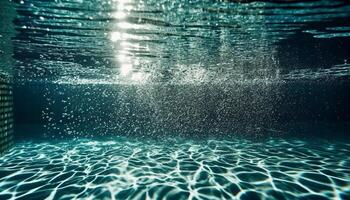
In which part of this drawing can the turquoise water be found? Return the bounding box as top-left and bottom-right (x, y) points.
(1, 137), (350, 200)
(6, 0), (350, 84)
(1, 0), (350, 199)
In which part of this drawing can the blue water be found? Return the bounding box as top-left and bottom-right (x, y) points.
(6, 0), (350, 84)
(1, 0), (350, 199)
(1, 137), (350, 200)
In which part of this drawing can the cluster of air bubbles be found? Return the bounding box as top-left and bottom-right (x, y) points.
(40, 80), (288, 138)
(5, 0), (349, 138)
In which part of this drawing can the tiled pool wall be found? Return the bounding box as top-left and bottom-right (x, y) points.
(0, 0), (15, 155)
(0, 75), (13, 155)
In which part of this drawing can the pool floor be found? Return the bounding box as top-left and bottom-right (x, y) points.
(0, 137), (349, 200)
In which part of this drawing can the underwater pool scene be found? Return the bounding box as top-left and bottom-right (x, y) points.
(1, 0), (350, 199)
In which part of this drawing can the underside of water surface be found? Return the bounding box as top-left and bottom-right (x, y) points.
(1, 0), (350, 199)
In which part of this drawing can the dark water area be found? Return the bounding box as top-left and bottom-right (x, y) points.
(13, 80), (350, 140)
(1, 0), (350, 199)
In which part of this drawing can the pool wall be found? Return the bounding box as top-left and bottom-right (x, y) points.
(0, 0), (15, 155)
(0, 75), (13, 155)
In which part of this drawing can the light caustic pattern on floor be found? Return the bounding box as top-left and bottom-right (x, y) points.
(0, 137), (349, 200)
